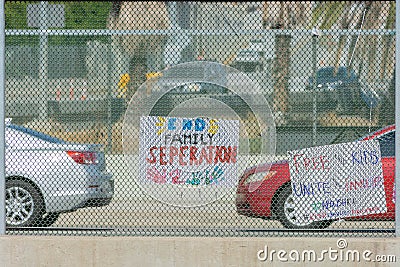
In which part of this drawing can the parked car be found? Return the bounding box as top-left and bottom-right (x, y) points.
(231, 49), (264, 73)
(236, 124), (395, 229)
(5, 121), (114, 227)
(303, 66), (363, 115)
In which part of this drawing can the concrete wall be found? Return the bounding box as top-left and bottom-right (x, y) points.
(0, 236), (399, 267)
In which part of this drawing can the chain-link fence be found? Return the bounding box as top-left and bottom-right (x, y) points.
(4, 1), (396, 237)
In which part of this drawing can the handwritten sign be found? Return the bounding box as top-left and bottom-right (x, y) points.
(139, 116), (239, 188)
(288, 140), (387, 224)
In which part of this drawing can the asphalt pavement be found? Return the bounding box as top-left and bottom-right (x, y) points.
(14, 154), (392, 238)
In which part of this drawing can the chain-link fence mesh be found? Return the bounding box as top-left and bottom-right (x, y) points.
(4, 1), (396, 237)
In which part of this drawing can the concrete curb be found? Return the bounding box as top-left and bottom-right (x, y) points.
(0, 236), (398, 267)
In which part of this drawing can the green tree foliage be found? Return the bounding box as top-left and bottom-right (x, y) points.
(64, 2), (112, 29)
(5, 1), (111, 29)
(5, 1), (112, 45)
(5, 1), (34, 45)
(5, 1), (30, 29)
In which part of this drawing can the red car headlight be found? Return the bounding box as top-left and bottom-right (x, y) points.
(245, 171), (277, 185)
(246, 171), (277, 192)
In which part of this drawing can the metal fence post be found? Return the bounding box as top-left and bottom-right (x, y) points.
(395, 0), (400, 238)
(39, 1), (48, 120)
(312, 29), (319, 147)
(107, 36), (113, 153)
(0, 0), (6, 234)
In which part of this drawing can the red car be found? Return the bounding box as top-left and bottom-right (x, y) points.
(236, 124), (395, 229)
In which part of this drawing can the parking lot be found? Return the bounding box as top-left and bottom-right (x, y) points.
(7, 154), (386, 237)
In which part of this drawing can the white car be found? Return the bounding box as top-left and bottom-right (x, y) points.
(5, 122), (114, 227)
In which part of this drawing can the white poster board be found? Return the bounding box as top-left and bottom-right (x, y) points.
(138, 116), (239, 206)
(288, 140), (387, 224)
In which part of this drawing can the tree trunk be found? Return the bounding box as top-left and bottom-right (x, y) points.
(273, 34), (290, 114)
(107, 2), (170, 93)
(265, 2), (311, 123)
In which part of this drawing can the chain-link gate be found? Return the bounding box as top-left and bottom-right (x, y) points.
(4, 1), (396, 237)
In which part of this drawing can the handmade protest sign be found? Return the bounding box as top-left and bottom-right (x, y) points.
(139, 116), (239, 206)
(288, 140), (387, 224)
(123, 62), (276, 206)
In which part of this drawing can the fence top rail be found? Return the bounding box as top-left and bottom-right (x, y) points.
(5, 29), (396, 36)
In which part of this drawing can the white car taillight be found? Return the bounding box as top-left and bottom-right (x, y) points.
(66, 151), (97, 165)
